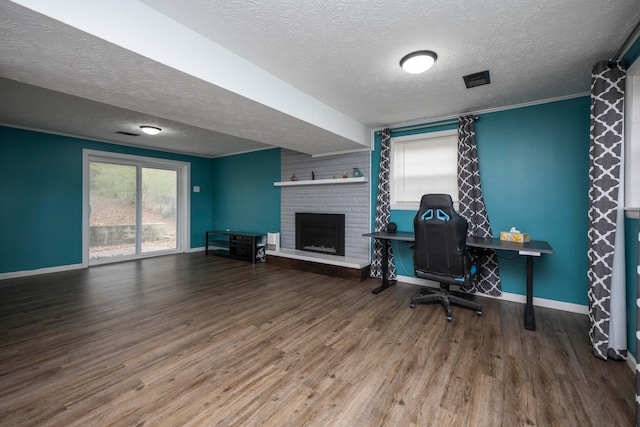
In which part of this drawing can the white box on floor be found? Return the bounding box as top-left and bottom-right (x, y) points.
(267, 232), (280, 251)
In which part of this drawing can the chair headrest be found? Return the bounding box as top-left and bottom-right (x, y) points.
(419, 194), (454, 210)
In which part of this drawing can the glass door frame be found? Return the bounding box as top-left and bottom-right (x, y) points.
(82, 149), (191, 267)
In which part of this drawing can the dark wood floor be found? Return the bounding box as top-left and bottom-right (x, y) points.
(0, 253), (635, 426)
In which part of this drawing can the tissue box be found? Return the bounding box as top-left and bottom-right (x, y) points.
(500, 231), (530, 243)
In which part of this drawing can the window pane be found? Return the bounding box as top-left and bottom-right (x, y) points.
(391, 131), (458, 207)
(89, 162), (137, 260)
(141, 167), (177, 253)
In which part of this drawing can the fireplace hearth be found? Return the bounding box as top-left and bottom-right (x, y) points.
(296, 213), (345, 256)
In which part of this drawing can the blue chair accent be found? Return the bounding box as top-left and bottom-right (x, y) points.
(470, 264), (477, 275)
(436, 209), (450, 221)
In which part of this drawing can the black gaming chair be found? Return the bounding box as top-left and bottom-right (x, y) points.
(410, 194), (482, 321)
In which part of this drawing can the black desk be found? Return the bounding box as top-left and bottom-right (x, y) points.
(363, 231), (415, 294)
(466, 237), (554, 330)
(363, 232), (554, 331)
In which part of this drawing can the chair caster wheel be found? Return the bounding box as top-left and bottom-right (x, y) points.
(446, 316), (452, 322)
(410, 303), (415, 309)
(476, 310), (483, 316)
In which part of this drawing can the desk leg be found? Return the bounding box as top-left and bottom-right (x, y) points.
(524, 255), (536, 331)
(371, 238), (396, 294)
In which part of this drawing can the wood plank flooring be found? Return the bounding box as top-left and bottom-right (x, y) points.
(0, 253), (635, 426)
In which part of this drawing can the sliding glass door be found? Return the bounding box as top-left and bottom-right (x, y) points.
(84, 150), (189, 266)
(140, 167), (177, 254)
(89, 162), (137, 260)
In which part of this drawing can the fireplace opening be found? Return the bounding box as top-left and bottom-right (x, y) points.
(296, 213), (345, 256)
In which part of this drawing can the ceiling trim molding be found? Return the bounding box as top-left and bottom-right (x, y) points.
(210, 146), (280, 159)
(1, 120), (284, 159)
(0, 122), (213, 158)
(376, 92), (591, 133)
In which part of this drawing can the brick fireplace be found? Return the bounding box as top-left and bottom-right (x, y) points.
(267, 149), (372, 281)
(278, 149), (370, 260)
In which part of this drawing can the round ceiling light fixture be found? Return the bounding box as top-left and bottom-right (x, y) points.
(400, 50), (437, 74)
(140, 125), (162, 135)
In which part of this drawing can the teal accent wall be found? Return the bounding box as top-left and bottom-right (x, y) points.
(0, 126), (215, 274)
(211, 148), (281, 234)
(624, 35), (640, 65)
(371, 97), (591, 305)
(1, 127), (83, 272)
(477, 98), (591, 304)
(625, 217), (639, 358)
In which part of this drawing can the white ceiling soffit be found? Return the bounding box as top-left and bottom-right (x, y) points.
(3, 0), (371, 156)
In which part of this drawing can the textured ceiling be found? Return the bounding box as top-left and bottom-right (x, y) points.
(141, 0), (636, 125)
(0, 0), (639, 157)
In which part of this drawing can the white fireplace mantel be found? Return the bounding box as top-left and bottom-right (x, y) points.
(274, 177), (367, 187)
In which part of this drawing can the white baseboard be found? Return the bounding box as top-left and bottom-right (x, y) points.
(0, 263), (84, 280)
(627, 352), (636, 373)
(396, 274), (589, 315)
(0, 248), (207, 280)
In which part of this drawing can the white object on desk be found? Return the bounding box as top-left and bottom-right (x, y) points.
(519, 250), (541, 256)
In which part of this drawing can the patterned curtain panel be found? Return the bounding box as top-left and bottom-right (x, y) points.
(370, 128), (396, 279)
(457, 115), (501, 296)
(587, 59), (627, 361)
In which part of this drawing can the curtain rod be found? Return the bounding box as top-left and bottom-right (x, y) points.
(611, 18), (640, 62)
(375, 116), (479, 135)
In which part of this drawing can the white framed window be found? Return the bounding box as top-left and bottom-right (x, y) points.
(390, 129), (458, 210)
(625, 56), (640, 216)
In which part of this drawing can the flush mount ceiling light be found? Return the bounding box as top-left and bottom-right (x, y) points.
(140, 125), (162, 135)
(400, 50), (437, 74)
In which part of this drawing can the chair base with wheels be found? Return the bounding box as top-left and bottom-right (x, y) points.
(410, 283), (482, 322)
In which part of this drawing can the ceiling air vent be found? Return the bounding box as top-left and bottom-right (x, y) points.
(116, 131), (140, 137)
(463, 70), (490, 88)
